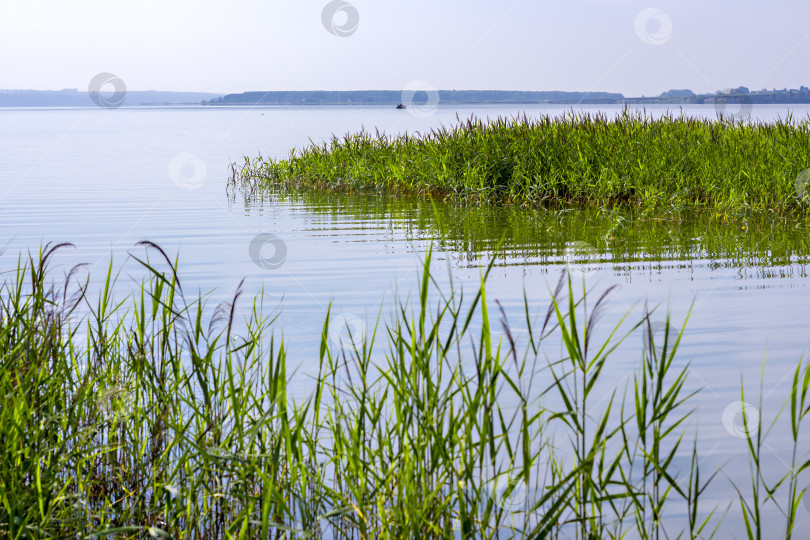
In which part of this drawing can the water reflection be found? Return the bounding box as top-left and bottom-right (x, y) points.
(231, 184), (810, 277)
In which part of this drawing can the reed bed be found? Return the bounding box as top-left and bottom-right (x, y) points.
(2, 242), (809, 539)
(236, 111), (810, 217)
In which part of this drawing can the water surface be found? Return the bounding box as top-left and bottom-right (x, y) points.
(2, 103), (810, 534)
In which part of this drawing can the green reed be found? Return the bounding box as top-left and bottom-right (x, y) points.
(1, 243), (808, 538)
(235, 110), (810, 218)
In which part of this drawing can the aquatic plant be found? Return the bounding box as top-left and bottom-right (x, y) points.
(235, 110), (810, 218)
(1, 243), (808, 538)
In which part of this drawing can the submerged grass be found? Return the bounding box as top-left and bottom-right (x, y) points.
(2, 242), (809, 538)
(236, 110), (810, 217)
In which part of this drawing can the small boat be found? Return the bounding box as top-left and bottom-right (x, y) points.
(395, 103), (407, 109)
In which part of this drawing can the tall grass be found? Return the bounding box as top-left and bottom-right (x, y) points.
(1, 242), (808, 538)
(235, 110), (810, 217)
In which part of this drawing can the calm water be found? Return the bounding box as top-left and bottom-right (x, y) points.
(2, 103), (810, 534)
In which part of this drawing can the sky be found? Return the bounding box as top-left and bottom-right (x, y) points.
(0, 0), (808, 96)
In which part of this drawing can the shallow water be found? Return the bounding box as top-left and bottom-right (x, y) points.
(2, 103), (810, 535)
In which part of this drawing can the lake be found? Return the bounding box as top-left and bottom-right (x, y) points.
(2, 103), (810, 535)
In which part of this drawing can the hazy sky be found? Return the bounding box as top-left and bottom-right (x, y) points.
(0, 0), (807, 96)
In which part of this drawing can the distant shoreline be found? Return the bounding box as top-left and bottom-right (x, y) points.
(0, 89), (222, 108)
(3, 87), (810, 107)
(205, 88), (810, 106)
